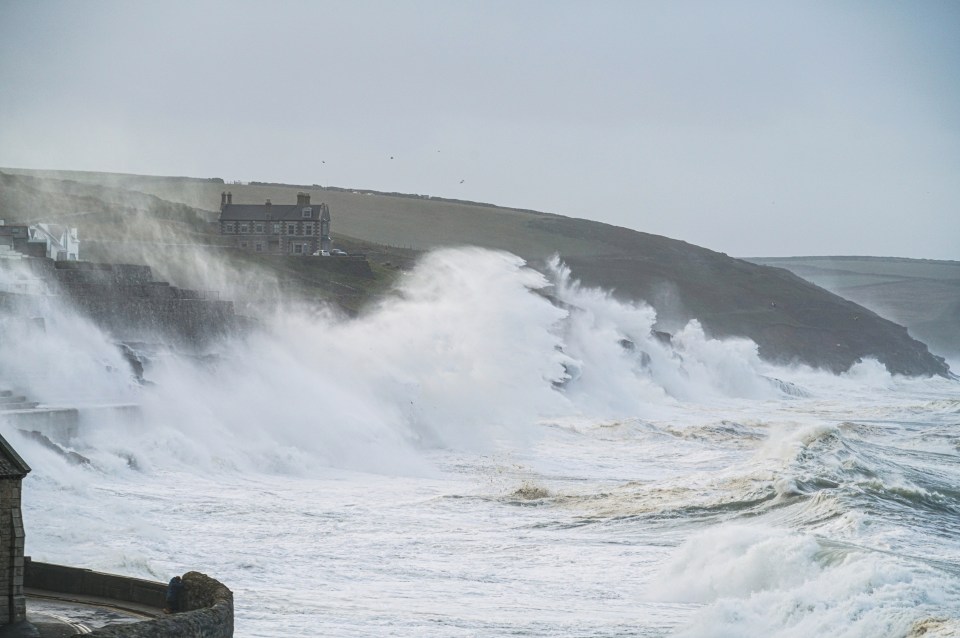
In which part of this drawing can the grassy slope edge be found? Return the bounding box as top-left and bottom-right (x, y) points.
(0, 169), (950, 377)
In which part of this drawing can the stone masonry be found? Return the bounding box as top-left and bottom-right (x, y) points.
(0, 434), (30, 627)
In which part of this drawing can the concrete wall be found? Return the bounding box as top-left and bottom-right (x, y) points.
(25, 561), (233, 637)
(25, 560), (166, 607)
(0, 409), (79, 445)
(65, 295), (238, 345)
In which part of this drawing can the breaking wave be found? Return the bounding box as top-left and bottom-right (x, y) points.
(1, 247), (800, 476)
(3, 246), (958, 636)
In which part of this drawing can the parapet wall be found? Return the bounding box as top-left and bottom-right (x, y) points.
(25, 559), (165, 607)
(25, 560), (233, 638)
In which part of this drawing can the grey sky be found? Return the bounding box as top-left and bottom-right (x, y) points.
(1, 1), (958, 259)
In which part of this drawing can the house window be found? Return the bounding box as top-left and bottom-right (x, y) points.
(255, 223), (264, 233)
(240, 223), (249, 233)
(302, 207), (312, 218)
(225, 222), (235, 233)
(304, 222), (314, 235)
(287, 224), (296, 235)
(255, 242), (264, 252)
(294, 243), (303, 254)
(273, 222), (281, 234)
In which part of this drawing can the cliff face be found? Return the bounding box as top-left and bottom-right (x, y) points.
(541, 218), (949, 376)
(746, 256), (960, 363)
(1, 169), (950, 376)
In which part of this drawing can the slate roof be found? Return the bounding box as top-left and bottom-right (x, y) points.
(219, 204), (330, 222)
(0, 433), (30, 479)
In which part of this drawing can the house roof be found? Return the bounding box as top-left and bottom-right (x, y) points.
(219, 203), (330, 222)
(0, 433), (30, 479)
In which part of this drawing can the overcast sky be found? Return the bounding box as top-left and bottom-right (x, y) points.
(1, 1), (957, 259)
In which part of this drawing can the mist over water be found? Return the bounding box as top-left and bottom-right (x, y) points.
(2, 247), (958, 637)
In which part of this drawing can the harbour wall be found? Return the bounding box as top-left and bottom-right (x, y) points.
(25, 560), (233, 637)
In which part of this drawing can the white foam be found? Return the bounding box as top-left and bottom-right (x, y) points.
(4, 247), (958, 636)
(651, 524), (955, 638)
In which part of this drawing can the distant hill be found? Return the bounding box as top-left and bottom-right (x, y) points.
(0, 168), (951, 377)
(747, 256), (960, 361)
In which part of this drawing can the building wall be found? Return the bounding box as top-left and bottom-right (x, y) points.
(0, 478), (26, 625)
(219, 220), (320, 255)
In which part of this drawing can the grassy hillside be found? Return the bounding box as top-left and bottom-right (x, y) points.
(748, 257), (960, 360)
(0, 171), (413, 314)
(4, 169), (619, 258)
(0, 169), (951, 376)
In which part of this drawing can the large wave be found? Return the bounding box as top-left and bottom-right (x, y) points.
(0, 247), (800, 477)
(4, 247), (958, 636)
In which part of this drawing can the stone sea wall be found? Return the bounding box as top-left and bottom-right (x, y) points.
(25, 561), (233, 637)
(13, 257), (243, 347)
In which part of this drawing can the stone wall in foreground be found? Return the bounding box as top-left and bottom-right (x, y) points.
(25, 560), (233, 638)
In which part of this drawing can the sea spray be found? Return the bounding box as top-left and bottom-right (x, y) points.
(11, 248), (574, 476)
(650, 524), (954, 638)
(2, 247), (796, 477)
(3, 246), (957, 636)
(545, 255), (778, 410)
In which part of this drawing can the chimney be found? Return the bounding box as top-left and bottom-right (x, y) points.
(227, 191), (232, 205)
(296, 192), (305, 206)
(303, 193), (311, 206)
(221, 191), (227, 206)
(265, 199), (272, 218)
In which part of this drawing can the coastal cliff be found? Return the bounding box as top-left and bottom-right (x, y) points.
(0, 169), (950, 376)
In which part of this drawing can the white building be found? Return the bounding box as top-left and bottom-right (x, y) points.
(27, 223), (80, 261)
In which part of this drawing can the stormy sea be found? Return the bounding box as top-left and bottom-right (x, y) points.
(3, 248), (958, 637)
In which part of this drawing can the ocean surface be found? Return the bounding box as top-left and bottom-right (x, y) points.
(3, 248), (958, 637)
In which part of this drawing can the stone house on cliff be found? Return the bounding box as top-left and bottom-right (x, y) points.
(0, 433), (29, 626)
(218, 192), (331, 256)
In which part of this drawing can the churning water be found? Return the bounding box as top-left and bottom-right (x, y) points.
(3, 248), (958, 637)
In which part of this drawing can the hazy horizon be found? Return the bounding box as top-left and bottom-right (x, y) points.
(1, 1), (958, 260)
